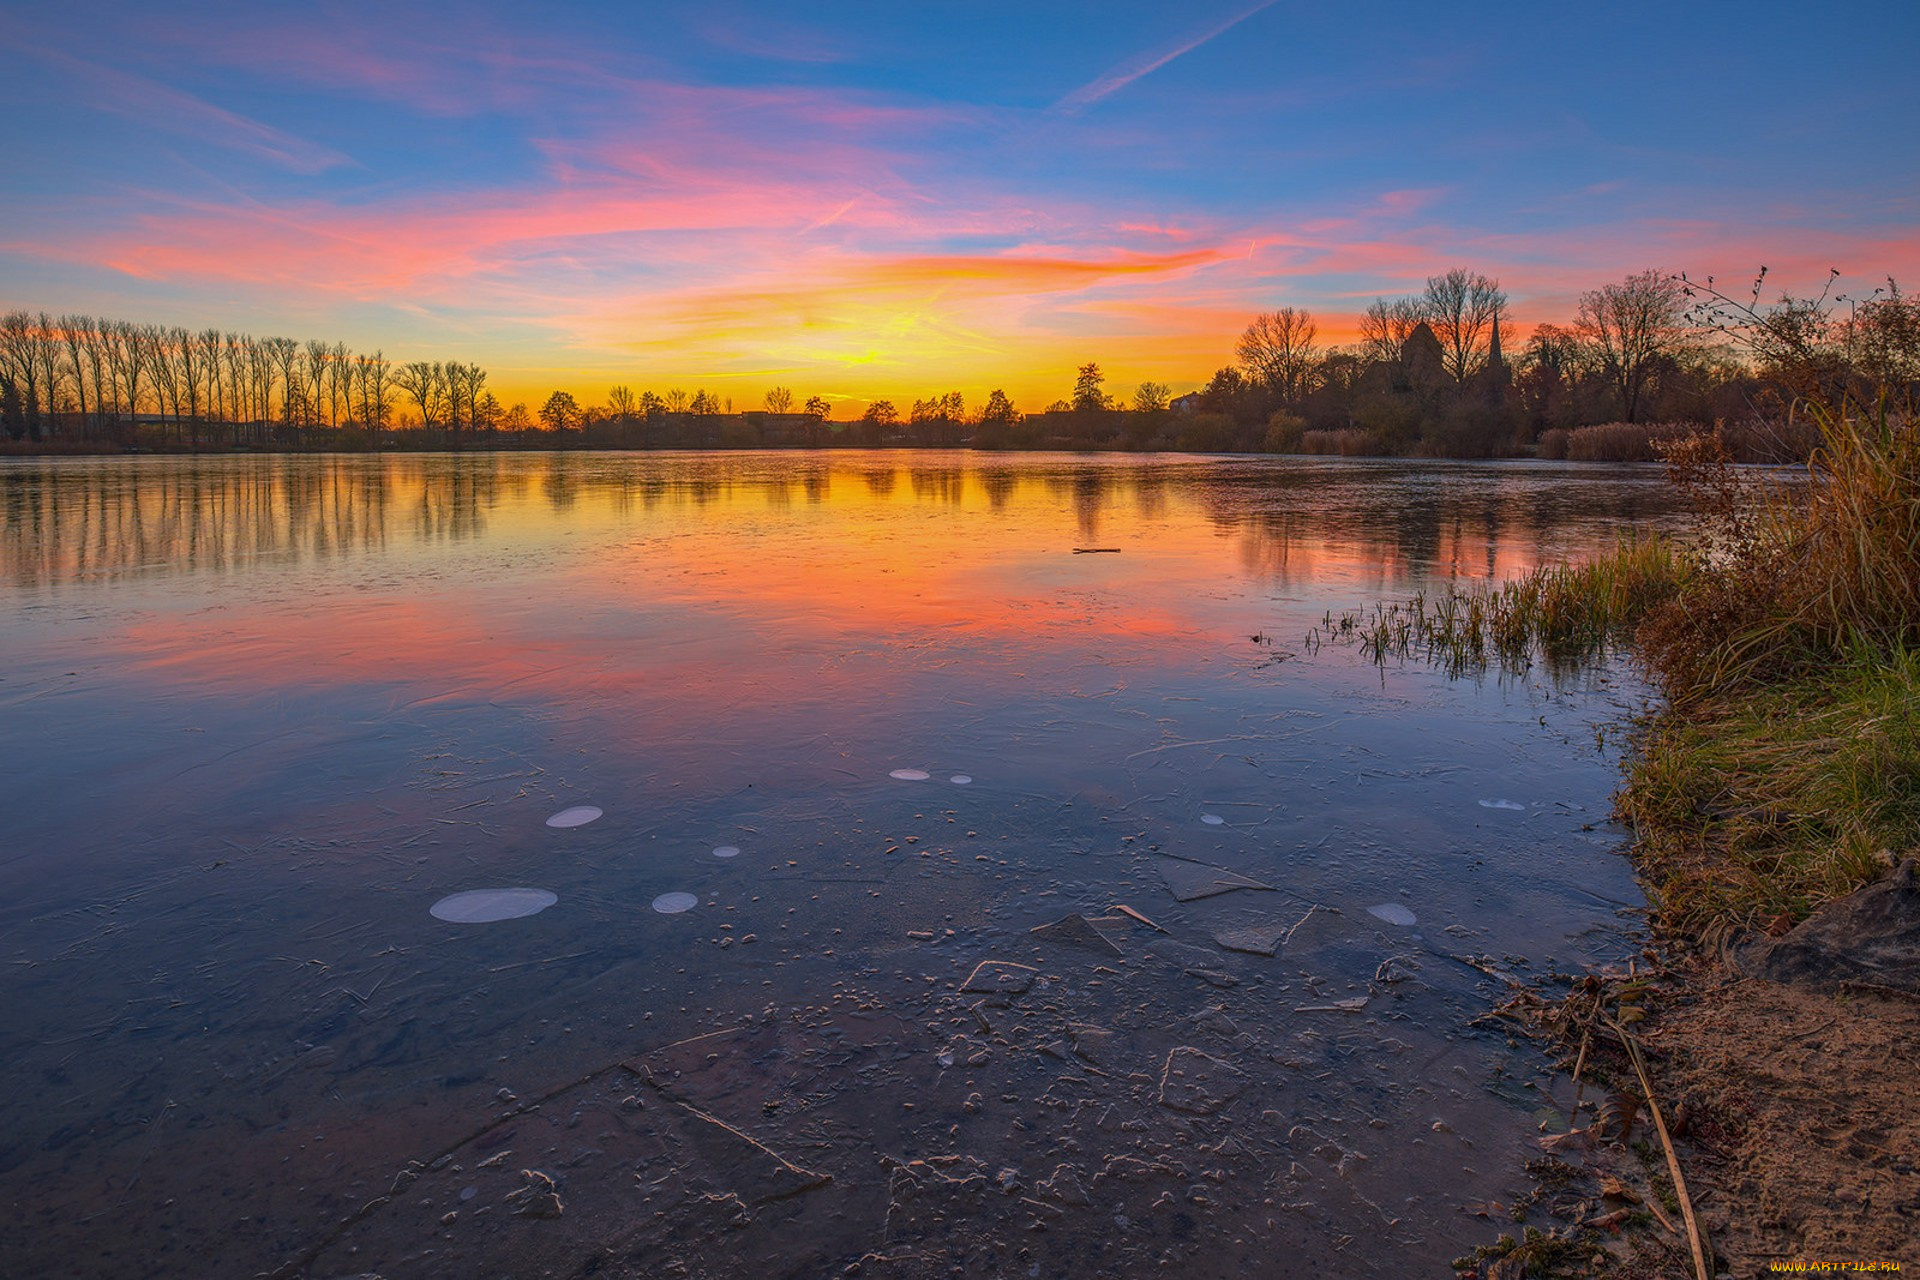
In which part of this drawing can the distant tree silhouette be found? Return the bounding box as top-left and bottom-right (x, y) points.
(1578, 270), (1689, 422)
(1423, 269), (1507, 384)
(1132, 381), (1171, 412)
(1071, 363), (1109, 412)
(539, 390), (583, 432)
(1236, 308), (1319, 400)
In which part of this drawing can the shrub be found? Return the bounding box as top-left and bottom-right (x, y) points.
(1300, 428), (1378, 456)
(1564, 421), (1702, 462)
(1637, 404), (1920, 700)
(1263, 412), (1306, 453)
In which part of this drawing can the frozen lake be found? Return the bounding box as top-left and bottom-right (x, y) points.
(0, 450), (1688, 1278)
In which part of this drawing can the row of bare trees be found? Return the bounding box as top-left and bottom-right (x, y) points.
(0, 310), (509, 444)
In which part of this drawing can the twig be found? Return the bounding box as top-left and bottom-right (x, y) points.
(1607, 1016), (1711, 1280)
(1566, 1023), (1592, 1132)
(1107, 903), (1168, 934)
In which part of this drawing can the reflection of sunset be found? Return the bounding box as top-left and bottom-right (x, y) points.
(2, 454), (1692, 716)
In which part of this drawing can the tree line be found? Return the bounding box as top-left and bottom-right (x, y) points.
(5, 266), (1913, 456)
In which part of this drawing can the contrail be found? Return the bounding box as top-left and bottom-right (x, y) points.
(1057, 0), (1281, 113)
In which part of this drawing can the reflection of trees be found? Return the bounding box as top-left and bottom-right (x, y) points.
(1200, 461), (1683, 592)
(0, 453), (1690, 597)
(908, 468), (965, 506)
(414, 455), (497, 542)
(977, 467), (1017, 510)
(0, 457), (418, 585)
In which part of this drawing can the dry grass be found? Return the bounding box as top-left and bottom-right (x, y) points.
(1299, 428), (1381, 456)
(1318, 533), (1691, 678)
(1638, 404), (1920, 701)
(1622, 401), (1920, 939)
(1618, 648), (1919, 944)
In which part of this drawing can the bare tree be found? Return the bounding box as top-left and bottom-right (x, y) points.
(1359, 298), (1428, 362)
(105, 321), (153, 429)
(261, 337), (302, 427)
(1236, 308), (1319, 400)
(304, 339), (332, 428)
(58, 315), (93, 435)
(327, 342), (350, 427)
(394, 360), (445, 429)
(457, 363), (487, 432)
(764, 385), (793, 414)
(82, 318), (114, 433)
(443, 361), (468, 437)
(1577, 270), (1689, 422)
(0, 312), (46, 437)
(354, 350), (392, 430)
(607, 385), (637, 423)
(1422, 269), (1507, 384)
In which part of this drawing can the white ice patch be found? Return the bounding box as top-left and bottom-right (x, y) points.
(1367, 902), (1418, 926)
(431, 888), (558, 923)
(1200, 813), (1225, 826)
(711, 845), (741, 859)
(1478, 799), (1526, 811)
(949, 774), (972, 785)
(652, 892), (699, 914)
(889, 768), (931, 781)
(546, 805), (604, 828)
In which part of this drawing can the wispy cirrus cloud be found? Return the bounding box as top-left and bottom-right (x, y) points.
(1057, 0), (1281, 113)
(18, 42), (351, 174)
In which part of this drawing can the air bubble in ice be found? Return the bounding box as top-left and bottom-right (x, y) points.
(889, 768), (931, 781)
(1367, 902), (1417, 926)
(950, 774), (972, 785)
(652, 892), (699, 914)
(430, 888), (558, 923)
(1201, 813), (1225, 826)
(1478, 799), (1525, 811)
(546, 805), (604, 828)
(712, 845), (741, 859)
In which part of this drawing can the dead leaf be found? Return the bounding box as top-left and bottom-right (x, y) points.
(1593, 1089), (1642, 1143)
(1598, 1173), (1639, 1202)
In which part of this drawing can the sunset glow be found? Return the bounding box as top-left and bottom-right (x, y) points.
(3, 0), (1916, 412)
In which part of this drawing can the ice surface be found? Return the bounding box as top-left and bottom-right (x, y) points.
(430, 888), (559, 923)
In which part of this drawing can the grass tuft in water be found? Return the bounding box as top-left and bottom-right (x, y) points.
(1313, 533), (1691, 679)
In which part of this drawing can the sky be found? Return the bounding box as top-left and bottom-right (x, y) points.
(2, 0), (1917, 414)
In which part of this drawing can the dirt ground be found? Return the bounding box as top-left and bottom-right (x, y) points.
(1457, 858), (1920, 1280)
(1638, 965), (1920, 1274)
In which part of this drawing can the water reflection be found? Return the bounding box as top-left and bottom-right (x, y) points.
(0, 451), (1684, 597)
(0, 451), (1691, 1279)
